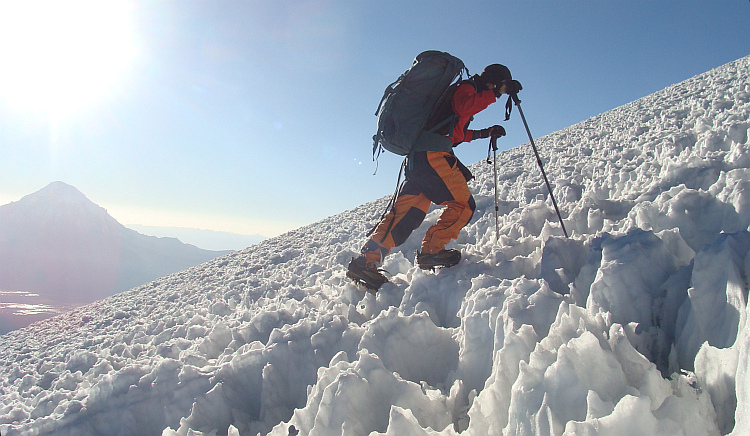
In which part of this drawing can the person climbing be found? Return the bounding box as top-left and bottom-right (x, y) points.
(348, 63), (522, 291)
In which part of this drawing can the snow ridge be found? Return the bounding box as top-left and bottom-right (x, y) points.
(1, 55), (749, 436)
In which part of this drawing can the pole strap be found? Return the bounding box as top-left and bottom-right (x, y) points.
(486, 134), (498, 163)
(504, 95), (513, 120)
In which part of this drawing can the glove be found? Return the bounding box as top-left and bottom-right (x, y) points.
(476, 125), (506, 139)
(494, 79), (523, 97)
(490, 125), (506, 137)
(506, 79), (523, 95)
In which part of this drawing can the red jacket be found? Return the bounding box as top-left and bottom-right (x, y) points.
(450, 82), (497, 145)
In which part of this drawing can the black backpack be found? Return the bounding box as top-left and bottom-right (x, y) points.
(372, 51), (468, 159)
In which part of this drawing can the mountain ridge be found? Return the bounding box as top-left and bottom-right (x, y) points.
(0, 182), (229, 331)
(127, 224), (266, 251)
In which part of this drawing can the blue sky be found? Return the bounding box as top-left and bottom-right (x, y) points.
(1, 0), (749, 237)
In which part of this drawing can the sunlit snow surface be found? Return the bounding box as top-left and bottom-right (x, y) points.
(1, 56), (749, 436)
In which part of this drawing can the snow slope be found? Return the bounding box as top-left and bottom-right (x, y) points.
(1, 55), (749, 436)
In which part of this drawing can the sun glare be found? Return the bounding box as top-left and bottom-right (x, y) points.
(0, 0), (137, 117)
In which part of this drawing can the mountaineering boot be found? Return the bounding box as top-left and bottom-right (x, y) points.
(347, 256), (388, 292)
(417, 249), (461, 270)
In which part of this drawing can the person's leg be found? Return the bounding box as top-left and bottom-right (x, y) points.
(348, 180), (432, 290)
(414, 152), (476, 255)
(361, 180), (431, 266)
(421, 199), (475, 254)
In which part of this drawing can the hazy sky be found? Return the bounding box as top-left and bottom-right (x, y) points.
(1, 0), (748, 237)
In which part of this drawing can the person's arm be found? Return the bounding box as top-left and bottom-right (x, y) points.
(451, 83), (496, 143)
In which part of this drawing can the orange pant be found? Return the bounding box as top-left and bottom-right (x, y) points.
(363, 151), (475, 265)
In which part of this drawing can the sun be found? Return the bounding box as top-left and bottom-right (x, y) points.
(0, 0), (137, 117)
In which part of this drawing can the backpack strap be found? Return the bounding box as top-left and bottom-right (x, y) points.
(366, 157), (408, 237)
(424, 79), (463, 136)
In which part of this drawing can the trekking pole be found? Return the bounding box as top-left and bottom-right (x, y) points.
(511, 94), (569, 238)
(488, 136), (500, 241)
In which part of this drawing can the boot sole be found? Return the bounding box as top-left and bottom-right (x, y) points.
(418, 259), (460, 270)
(346, 270), (385, 293)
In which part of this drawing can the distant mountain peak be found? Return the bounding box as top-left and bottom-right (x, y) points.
(45, 180), (77, 190)
(29, 181), (94, 205)
(0, 181), (115, 230)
